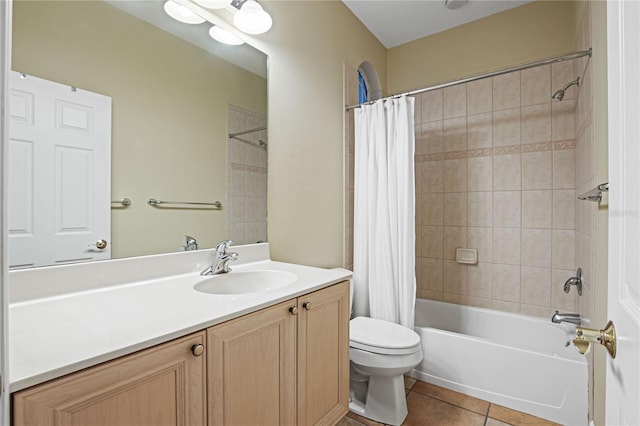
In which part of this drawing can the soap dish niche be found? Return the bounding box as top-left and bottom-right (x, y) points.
(456, 248), (478, 265)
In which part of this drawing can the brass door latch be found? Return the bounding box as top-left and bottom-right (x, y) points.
(573, 321), (616, 359)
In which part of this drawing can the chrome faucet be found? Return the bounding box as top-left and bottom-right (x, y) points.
(551, 311), (582, 325)
(184, 235), (198, 251)
(201, 240), (238, 275)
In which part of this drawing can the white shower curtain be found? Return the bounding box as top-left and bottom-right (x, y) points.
(353, 96), (416, 329)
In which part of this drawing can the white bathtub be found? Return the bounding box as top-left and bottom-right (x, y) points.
(409, 298), (588, 426)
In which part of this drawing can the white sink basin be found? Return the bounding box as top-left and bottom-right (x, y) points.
(193, 270), (298, 295)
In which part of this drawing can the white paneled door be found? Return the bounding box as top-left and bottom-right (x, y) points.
(8, 72), (111, 268)
(606, 1), (640, 425)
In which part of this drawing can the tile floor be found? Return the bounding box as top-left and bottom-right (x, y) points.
(337, 377), (561, 426)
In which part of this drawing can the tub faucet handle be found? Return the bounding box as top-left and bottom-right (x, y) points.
(563, 267), (583, 295)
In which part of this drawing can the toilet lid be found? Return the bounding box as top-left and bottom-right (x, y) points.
(350, 316), (421, 355)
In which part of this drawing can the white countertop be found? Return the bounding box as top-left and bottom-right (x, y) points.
(9, 244), (351, 392)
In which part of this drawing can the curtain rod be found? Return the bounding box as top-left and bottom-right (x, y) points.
(345, 48), (592, 111)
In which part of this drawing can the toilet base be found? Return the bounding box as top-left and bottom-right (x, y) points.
(349, 374), (408, 426)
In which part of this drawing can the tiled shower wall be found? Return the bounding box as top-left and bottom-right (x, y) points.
(227, 104), (268, 245)
(414, 63), (579, 318)
(344, 62), (581, 318)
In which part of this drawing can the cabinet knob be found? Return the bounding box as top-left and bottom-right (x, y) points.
(303, 302), (312, 310)
(289, 306), (298, 315)
(191, 344), (205, 357)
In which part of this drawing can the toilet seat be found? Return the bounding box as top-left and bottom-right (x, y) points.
(350, 316), (421, 355)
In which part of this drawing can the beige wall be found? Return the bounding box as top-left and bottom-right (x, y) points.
(254, 1), (387, 267)
(387, 1), (577, 95)
(12, 1), (267, 258)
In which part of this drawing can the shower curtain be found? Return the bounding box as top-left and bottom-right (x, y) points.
(353, 96), (416, 329)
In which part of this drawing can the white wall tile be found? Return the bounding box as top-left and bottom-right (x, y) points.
(522, 104), (551, 144)
(492, 264), (521, 302)
(493, 153), (521, 191)
(444, 84), (467, 119)
(468, 227), (493, 262)
(467, 78), (493, 115)
(444, 193), (467, 226)
(493, 108), (521, 147)
(493, 71), (521, 110)
(467, 262), (492, 298)
(522, 151), (552, 190)
(493, 227), (521, 265)
(443, 158), (467, 192)
(467, 156), (493, 192)
(522, 190), (552, 229)
(493, 191), (521, 228)
(521, 228), (552, 267)
(520, 266), (551, 306)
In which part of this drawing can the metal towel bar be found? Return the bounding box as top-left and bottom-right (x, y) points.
(578, 183), (608, 202)
(147, 198), (222, 208)
(111, 198), (131, 207)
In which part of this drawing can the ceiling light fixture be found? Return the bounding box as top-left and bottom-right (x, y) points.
(194, 0), (232, 9)
(233, 0), (272, 35)
(209, 26), (245, 45)
(443, 0), (468, 10)
(164, 0), (206, 24)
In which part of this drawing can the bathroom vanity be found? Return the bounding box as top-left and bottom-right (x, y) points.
(8, 244), (350, 425)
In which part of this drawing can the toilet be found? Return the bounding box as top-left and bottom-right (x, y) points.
(347, 286), (423, 425)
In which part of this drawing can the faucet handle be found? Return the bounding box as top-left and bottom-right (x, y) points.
(214, 240), (233, 255)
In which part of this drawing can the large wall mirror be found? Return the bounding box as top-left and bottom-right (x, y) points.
(9, 0), (268, 269)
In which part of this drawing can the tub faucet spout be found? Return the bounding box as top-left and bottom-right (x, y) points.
(551, 311), (582, 325)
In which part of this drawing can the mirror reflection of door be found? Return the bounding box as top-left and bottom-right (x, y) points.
(8, 72), (111, 269)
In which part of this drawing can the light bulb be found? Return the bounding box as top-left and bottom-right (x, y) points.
(194, 0), (232, 9)
(209, 26), (245, 45)
(163, 0), (206, 24)
(233, 0), (273, 35)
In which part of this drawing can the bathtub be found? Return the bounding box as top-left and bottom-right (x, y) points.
(409, 298), (588, 426)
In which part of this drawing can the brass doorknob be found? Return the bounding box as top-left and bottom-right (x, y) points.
(94, 239), (108, 250)
(191, 344), (205, 357)
(573, 320), (616, 359)
(289, 306), (298, 315)
(303, 302), (312, 310)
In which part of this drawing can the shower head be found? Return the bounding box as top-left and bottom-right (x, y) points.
(552, 77), (580, 101)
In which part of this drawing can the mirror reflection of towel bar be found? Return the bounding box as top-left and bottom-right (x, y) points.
(147, 198), (222, 208)
(111, 198), (131, 207)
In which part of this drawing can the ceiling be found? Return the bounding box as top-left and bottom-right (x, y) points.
(342, 0), (534, 48)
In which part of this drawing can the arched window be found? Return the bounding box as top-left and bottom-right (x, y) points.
(357, 61), (382, 103)
(358, 69), (369, 104)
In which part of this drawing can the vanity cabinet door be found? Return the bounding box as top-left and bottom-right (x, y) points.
(12, 332), (207, 426)
(207, 299), (297, 426)
(297, 281), (350, 426)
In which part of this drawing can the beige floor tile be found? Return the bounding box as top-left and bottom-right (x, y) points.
(344, 411), (384, 426)
(488, 404), (561, 426)
(336, 414), (368, 426)
(411, 380), (490, 415)
(403, 392), (486, 426)
(486, 418), (513, 426)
